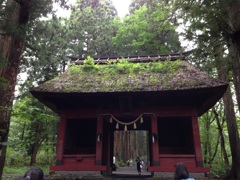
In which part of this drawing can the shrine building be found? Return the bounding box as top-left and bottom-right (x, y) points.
(31, 53), (228, 176)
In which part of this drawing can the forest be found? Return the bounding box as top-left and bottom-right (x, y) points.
(0, 0), (240, 179)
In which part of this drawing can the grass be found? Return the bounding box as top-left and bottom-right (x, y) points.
(3, 165), (50, 175)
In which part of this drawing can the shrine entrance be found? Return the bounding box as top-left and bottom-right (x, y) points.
(98, 114), (158, 176)
(112, 130), (151, 176)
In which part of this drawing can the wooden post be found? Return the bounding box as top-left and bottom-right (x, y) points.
(151, 115), (160, 166)
(192, 110), (204, 167)
(102, 122), (113, 176)
(96, 116), (103, 165)
(56, 114), (66, 165)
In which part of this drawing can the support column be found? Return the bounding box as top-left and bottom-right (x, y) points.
(96, 116), (103, 165)
(102, 122), (113, 176)
(56, 114), (66, 165)
(192, 110), (204, 167)
(151, 115), (160, 166)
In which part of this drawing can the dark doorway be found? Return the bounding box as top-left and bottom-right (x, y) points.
(157, 117), (195, 154)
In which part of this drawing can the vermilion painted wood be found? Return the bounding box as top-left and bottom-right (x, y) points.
(50, 165), (107, 171)
(52, 106), (208, 173)
(151, 115), (160, 166)
(50, 155), (107, 171)
(63, 154), (96, 158)
(159, 154), (195, 158)
(191, 110), (204, 166)
(147, 166), (210, 172)
(95, 117), (103, 165)
(64, 107), (193, 119)
(55, 114), (66, 164)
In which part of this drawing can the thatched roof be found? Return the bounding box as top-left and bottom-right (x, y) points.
(32, 55), (227, 94)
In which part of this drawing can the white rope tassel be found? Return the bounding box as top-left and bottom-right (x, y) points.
(140, 117), (143, 123)
(152, 135), (155, 143)
(98, 113), (155, 130)
(133, 123), (137, 129)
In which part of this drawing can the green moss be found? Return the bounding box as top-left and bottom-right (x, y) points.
(37, 56), (214, 93)
(68, 57), (181, 77)
(63, 57), (182, 92)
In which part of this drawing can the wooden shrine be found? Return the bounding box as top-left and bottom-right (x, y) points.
(31, 53), (228, 175)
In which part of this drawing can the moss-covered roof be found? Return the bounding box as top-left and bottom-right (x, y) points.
(32, 57), (227, 93)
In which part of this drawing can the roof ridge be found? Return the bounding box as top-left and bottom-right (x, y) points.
(67, 52), (191, 64)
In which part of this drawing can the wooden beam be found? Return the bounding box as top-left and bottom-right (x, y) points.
(55, 114), (66, 165)
(67, 53), (187, 64)
(95, 116), (103, 165)
(64, 106), (193, 119)
(50, 165), (107, 171)
(192, 110), (204, 167)
(151, 114), (160, 166)
(148, 166), (210, 172)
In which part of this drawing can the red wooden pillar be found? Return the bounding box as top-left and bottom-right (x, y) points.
(151, 115), (160, 166)
(96, 116), (103, 165)
(192, 110), (204, 167)
(56, 114), (66, 165)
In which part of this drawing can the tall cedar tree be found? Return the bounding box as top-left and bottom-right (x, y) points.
(113, 0), (181, 56)
(67, 0), (117, 58)
(0, 0), (68, 178)
(175, 0), (240, 178)
(0, 1), (32, 178)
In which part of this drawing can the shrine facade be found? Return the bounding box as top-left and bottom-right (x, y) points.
(31, 54), (228, 176)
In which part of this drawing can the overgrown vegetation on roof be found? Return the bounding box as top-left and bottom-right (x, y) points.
(33, 56), (226, 93)
(68, 56), (182, 75)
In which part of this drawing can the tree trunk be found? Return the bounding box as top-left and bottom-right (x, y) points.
(214, 42), (240, 179)
(114, 131), (120, 161)
(29, 122), (42, 165)
(30, 142), (40, 165)
(133, 131), (137, 160)
(0, 1), (31, 178)
(123, 131), (128, 162)
(212, 107), (230, 172)
(229, 35), (240, 114)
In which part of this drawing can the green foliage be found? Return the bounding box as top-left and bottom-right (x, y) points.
(20, 17), (69, 91)
(209, 161), (228, 176)
(67, 0), (118, 58)
(5, 148), (30, 167)
(149, 59), (181, 73)
(199, 103), (230, 176)
(68, 64), (82, 75)
(113, 1), (182, 56)
(115, 159), (126, 167)
(8, 94), (58, 166)
(3, 165), (50, 175)
(83, 56), (95, 66)
(36, 152), (55, 166)
(114, 59), (133, 74)
(82, 56), (99, 72)
(176, 0), (240, 177)
(69, 57), (181, 77)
